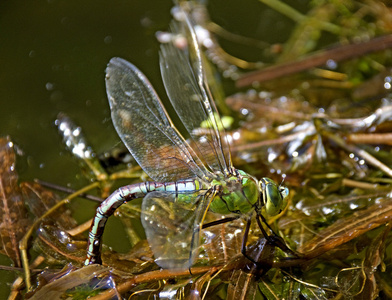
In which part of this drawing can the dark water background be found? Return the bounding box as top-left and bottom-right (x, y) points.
(0, 0), (299, 296)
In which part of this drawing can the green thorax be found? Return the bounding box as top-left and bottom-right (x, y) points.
(209, 169), (259, 215)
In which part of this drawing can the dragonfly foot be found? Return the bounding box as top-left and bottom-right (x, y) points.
(266, 235), (298, 257)
(85, 254), (102, 265)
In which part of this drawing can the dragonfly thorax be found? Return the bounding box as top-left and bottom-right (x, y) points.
(209, 169), (259, 215)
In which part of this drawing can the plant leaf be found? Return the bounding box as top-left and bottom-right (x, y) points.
(21, 181), (77, 230)
(0, 137), (29, 267)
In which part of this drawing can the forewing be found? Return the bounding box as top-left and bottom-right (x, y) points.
(141, 191), (210, 270)
(159, 16), (232, 176)
(106, 57), (209, 182)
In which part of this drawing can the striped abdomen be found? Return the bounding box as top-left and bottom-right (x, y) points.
(85, 178), (201, 265)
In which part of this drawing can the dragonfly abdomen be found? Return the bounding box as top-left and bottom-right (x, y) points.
(85, 178), (201, 265)
(120, 179), (201, 198)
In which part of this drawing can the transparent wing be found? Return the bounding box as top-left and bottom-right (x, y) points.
(106, 57), (211, 182)
(159, 15), (233, 177)
(141, 191), (211, 270)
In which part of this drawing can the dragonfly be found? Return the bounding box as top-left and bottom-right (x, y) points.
(85, 15), (290, 269)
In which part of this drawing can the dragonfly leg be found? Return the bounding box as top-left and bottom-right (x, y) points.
(255, 213), (298, 257)
(240, 216), (258, 264)
(201, 216), (240, 229)
(85, 189), (127, 265)
(240, 218), (278, 277)
(188, 187), (220, 275)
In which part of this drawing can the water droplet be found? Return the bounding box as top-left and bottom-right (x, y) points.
(232, 131), (240, 140)
(279, 96), (287, 103)
(326, 59), (337, 69)
(103, 35), (112, 44)
(240, 108), (249, 116)
(45, 82), (54, 91)
(66, 243), (77, 251)
(63, 128), (71, 136)
(72, 127), (81, 136)
(267, 152), (277, 162)
(322, 206), (333, 214)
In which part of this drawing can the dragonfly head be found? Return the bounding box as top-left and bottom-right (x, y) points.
(259, 178), (289, 216)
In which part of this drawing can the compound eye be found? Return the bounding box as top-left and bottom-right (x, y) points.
(261, 178), (289, 217)
(264, 182), (282, 216)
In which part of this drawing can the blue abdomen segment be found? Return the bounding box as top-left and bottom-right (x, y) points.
(85, 179), (200, 265)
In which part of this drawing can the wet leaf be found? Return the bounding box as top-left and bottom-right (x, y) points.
(355, 224), (391, 299)
(201, 217), (245, 266)
(21, 181), (77, 230)
(34, 224), (85, 265)
(27, 264), (114, 299)
(100, 239), (156, 274)
(298, 198), (392, 258)
(258, 277), (290, 300)
(0, 137), (30, 267)
(226, 269), (258, 300)
(189, 270), (211, 300)
(300, 285), (329, 300)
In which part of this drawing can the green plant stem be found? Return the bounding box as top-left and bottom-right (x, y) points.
(259, 0), (340, 34)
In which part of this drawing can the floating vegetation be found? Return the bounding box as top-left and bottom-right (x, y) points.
(2, 0), (392, 299)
